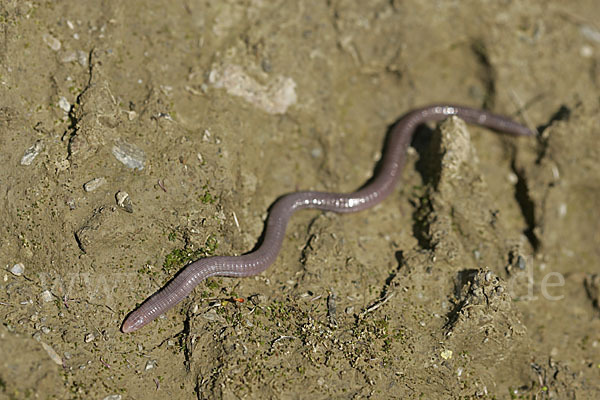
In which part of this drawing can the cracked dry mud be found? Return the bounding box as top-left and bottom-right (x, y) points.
(1, 1), (599, 399)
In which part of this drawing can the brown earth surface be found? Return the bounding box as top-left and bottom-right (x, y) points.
(1, 0), (599, 399)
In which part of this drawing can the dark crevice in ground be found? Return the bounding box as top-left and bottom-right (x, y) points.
(409, 189), (435, 250)
(182, 310), (194, 372)
(411, 124), (437, 185)
(409, 124), (438, 250)
(471, 39), (497, 110)
(536, 104), (571, 136)
(377, 250), (406, 300)
(298, 215), (321, 268)
(511, 159), (540, 251)
(453, 269), (480, 299)
(508, 104), (572, 252)
(64, 49), (95, 160)
(535, 104), (571, 164)
(443, 269), (479, 332)
(74, 231), (86, 253)
(351, 251), (406, 326)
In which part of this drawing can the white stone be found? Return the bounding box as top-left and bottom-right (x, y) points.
(58, 96), (70, 112)
(43, 33), (61, 51)
(10, 263), (24, 276)
(41, 290), (53, 302)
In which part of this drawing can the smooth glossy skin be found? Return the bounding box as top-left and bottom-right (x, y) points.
(122, 105), (534, 333)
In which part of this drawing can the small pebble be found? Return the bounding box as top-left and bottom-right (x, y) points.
(77, 50), (88, 67)
(145, 360), (157, 371)
(581, 25), (600, 43)
(42, 33), (61, 51)
(83, 177), (106, 192)
(103, 395), (122, 400)
(20, 141), (44, 166)
(580, 45), (593, 58)
(84, 332), (95, 343)
(209, 63), (297, 114)
(202, 309), (226, 323)
(558, 203), (567, 218)
(41, 326), (51, 334)
(10, 263), (24, 276)
(41, 290), (53, 302)
(58, 96), (71, 112)
(112, 139), (145, 170)
(66, 198), (76, 210)
(125, 110), (137, 120)
(517, 255), (526, 270)
(115, 191), (133, 213)
(40, 341), (63, 365)
(441, 349), (453, 360)
(507, 172), (518, 184)
(60, 51), (77, 63)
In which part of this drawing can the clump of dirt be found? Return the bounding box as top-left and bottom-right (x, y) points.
(1, 1), (599, 399)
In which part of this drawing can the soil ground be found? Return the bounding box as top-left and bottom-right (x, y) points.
(1, 0), (599, 399)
